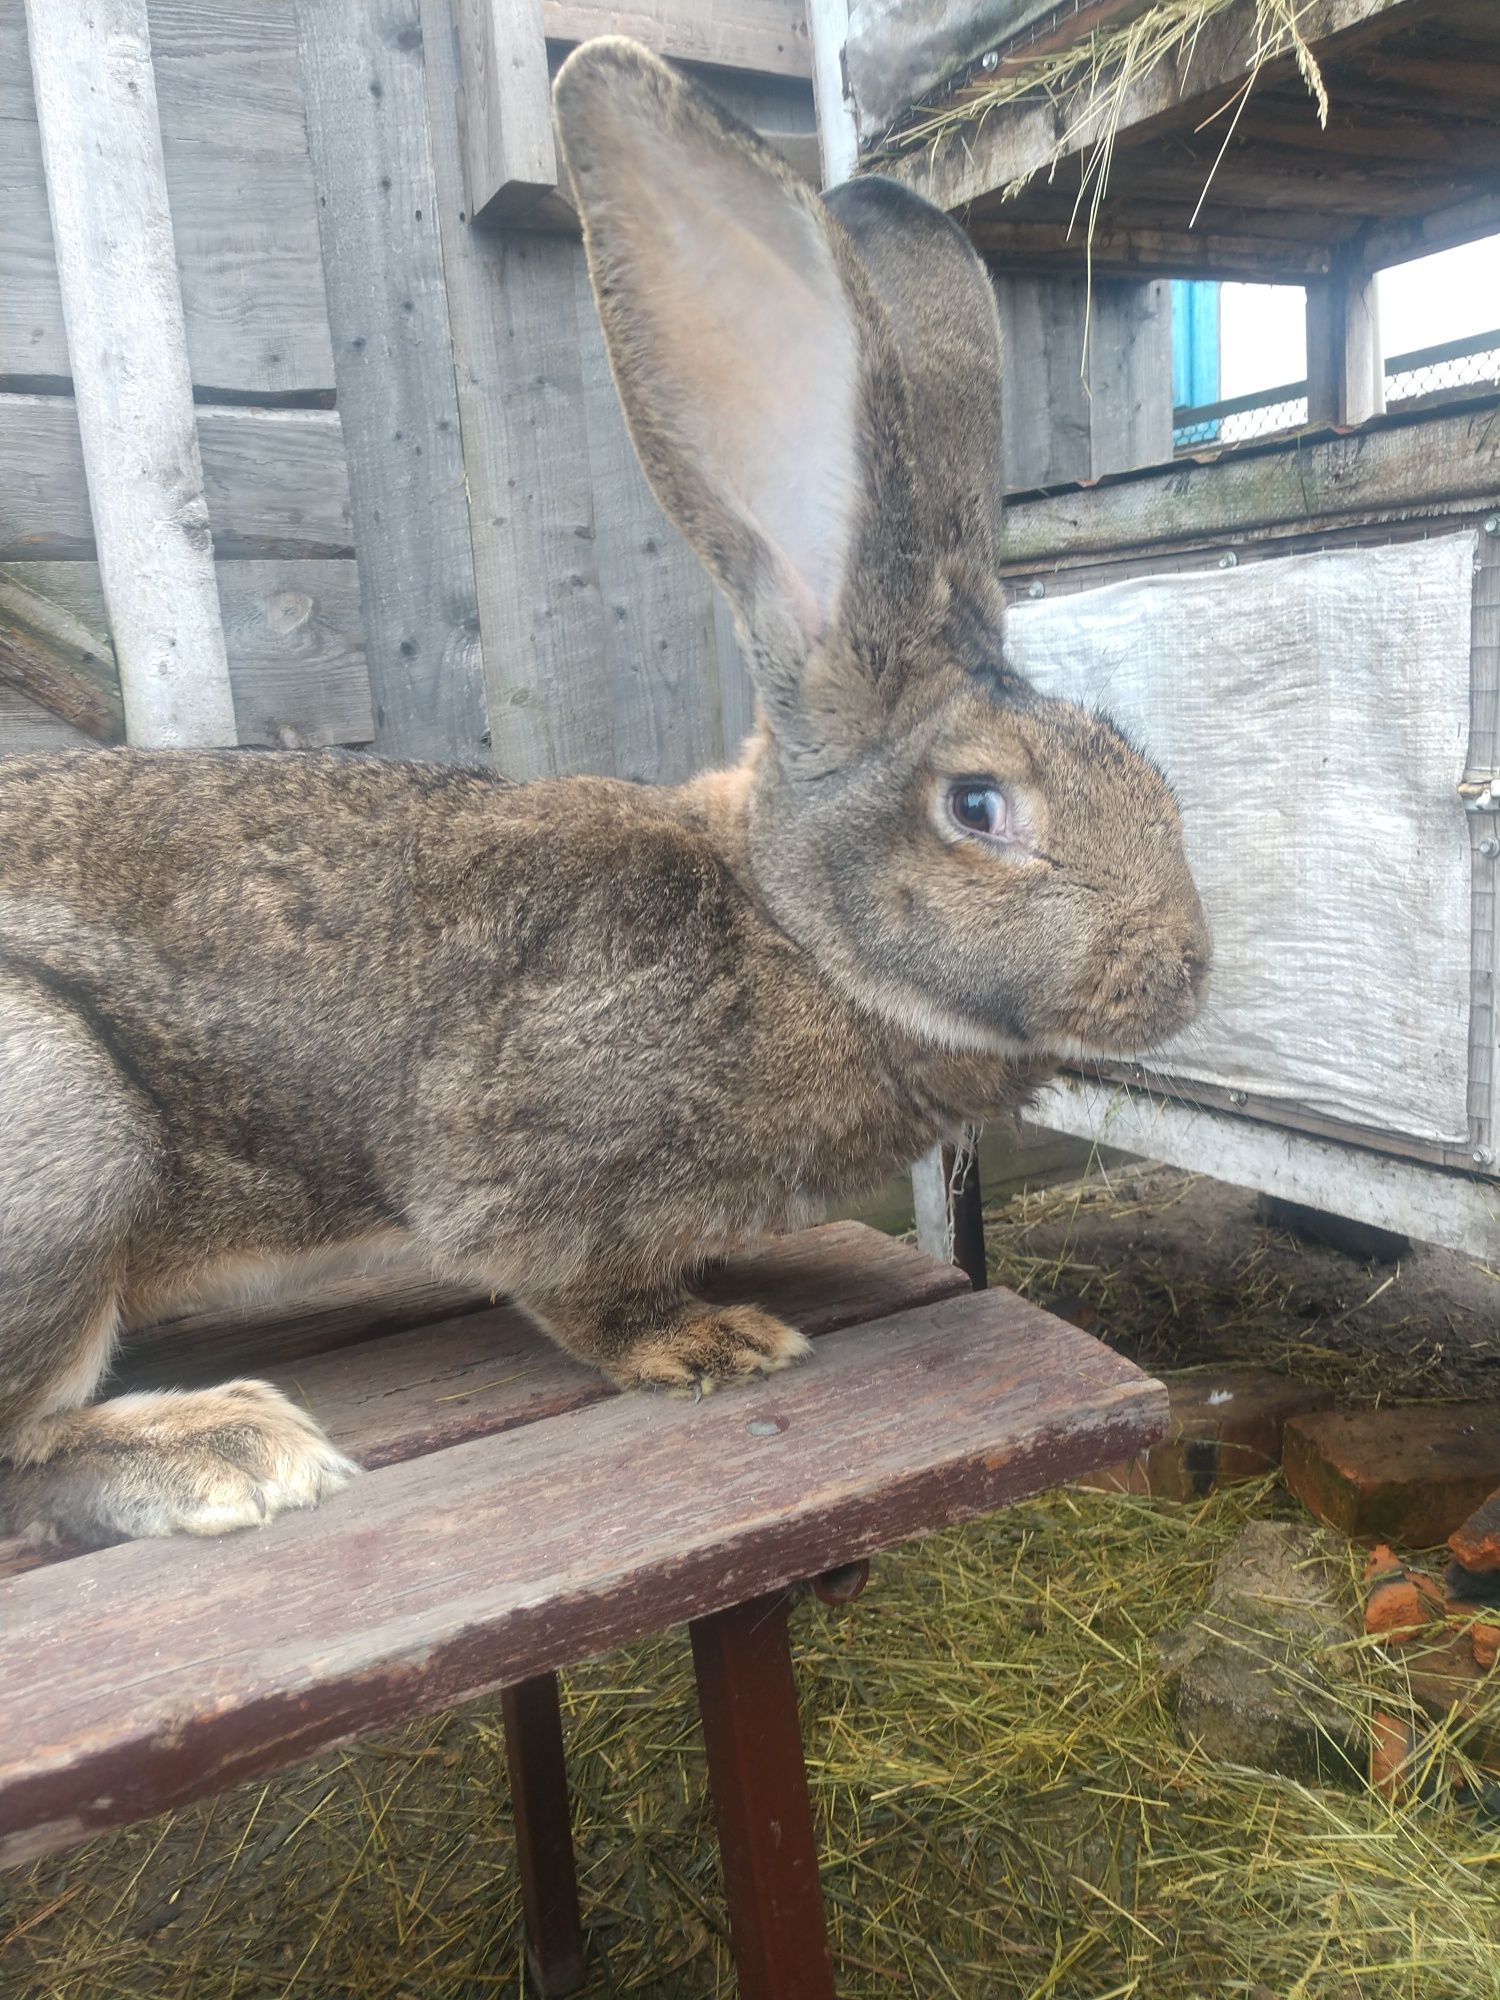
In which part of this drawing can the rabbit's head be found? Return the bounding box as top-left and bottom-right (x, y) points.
(554, 42), (1209, 1060)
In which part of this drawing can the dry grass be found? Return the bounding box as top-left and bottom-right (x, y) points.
(5, 1171), (1500, 1999)
(876, 0), (1330, 270)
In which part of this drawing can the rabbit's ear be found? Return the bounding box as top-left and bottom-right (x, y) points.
(823, 177), (1004, 572)
(554, 40), (914, 739)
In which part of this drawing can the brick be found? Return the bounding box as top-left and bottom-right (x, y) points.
(1449, 1486), (1500, 1574)
(1282, 1403), (1500, 1548)
(1080, 1368), (1333, 1500)
(1363, 1545), (1444, 1644)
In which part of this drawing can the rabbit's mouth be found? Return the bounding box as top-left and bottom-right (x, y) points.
(1044, 934), (1211, 1062)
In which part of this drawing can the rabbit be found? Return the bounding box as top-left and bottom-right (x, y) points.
(0, 38), (1209, 1548)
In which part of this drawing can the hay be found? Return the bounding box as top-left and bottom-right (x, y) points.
(875, 0), (1330, 264)
(5, 1170), (1500, 1999)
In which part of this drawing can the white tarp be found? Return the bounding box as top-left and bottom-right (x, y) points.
(1006, 535), (1477, 1145)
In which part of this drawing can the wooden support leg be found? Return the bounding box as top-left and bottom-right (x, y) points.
(690, 1592), (836, 2000)
(501, 1673), (586, 1997)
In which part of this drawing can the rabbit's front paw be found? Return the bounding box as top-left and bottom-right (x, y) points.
(613, 1305), (812, 1397)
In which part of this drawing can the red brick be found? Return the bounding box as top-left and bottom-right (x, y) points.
(1284, 1403), (1500, 1548)
(1449, 1487), (1500, 1574)
(1080, 1368), (1333, 1500)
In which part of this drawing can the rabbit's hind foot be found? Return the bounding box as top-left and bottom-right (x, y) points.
(4, 1380), (357, 1545)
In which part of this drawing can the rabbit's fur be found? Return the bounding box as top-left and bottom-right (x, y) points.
(0, 41), (1209, 1546)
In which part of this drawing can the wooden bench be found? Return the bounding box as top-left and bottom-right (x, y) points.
(0, 1222), (1167, 1998)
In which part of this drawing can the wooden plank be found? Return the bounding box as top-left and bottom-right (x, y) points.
(421, 0), (612, 780)
(806, 0), (856, 181)
(573, 256), (724, 782)
(0, 1223), (965, 1585)
(885, 0), (1412, 216)
(0, 7), (68, 388)
(0, 1288), (1165, 1864)
(2, 2), (335, 400)
(1086, 279), (1174, 477)
(24, 0), (236, 747)
(296, 0), (489, 764)
(0, 559), (373, 748)
(120, 1221), (973, 1472)
(998, 405), (1500, 565)
(0, 396), (354, 562)
(1034, 1079), (1500, 1262)
(0, 679), (92, 756)
(159, 135), (337, 402)
(971, 216), (1334, 285)
(456, 0), (557, 224)
(544, 0), (812, 80)
(0, 568), (121, 740)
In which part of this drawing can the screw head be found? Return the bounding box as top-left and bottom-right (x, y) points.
(747, 1419), (781, 1438)
(980, 47), (999, 70)
(1473, 1147), (1496, 1170)
(1479, 836), (1500, 859)
(1217, 552), (1238, 569)
(1026, 579), (1046, 599)
(1229, 1089), (1249, 1107)
(1484, 515), (1500, 536)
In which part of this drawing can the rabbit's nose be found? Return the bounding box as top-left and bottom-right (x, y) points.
(1183, 949), (1211, 1000)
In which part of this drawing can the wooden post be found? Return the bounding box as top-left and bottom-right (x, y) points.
(690, 1592), (835, 2000)
(24, 0), (237, 749)
(807, 0), (858, 187)
(912, 1142), (986, 1289)
(454, 0), (557, 224)
(500, 1674), (586, 1998)
(1306, 265), (1385, 427)
(296, 0), (492, 765)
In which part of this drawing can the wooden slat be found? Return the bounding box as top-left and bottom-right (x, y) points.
(120, 1221), (973, 1468)
(885, 0), (1412, 216)
(543, 0), (811, 79)
(0, 560), (374, 748)
(296, 0), (490, 763)
(998, 405), (1500, 567)
(456, 0), (557, 224)
(420, 0), (613, 781)
(0, 1224), (963, 1585)
(0, 679), (91, 755)
(24, 0), (237, 748)
(0, 568), (121, 740)
(0, 396), (354, 562)
(573, 258), (726, 782)
(0, 1288), (1165, 1865)
(1, 2), (335, 400)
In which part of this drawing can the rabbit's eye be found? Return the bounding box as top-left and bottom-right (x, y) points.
(948, 782), (1007, 838)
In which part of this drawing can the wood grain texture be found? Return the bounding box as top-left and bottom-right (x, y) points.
(573, 257), (725, 783)
(691, 1593), (834, 2000)
(421, 0), (610, 780)
(0, 568), (122, 740)
(999, 406), (1500, 566)
(544, 0), (812, 79)
(24, 0), (237, 746)
(1, 2), (335, 399)
(0, 560), (373, 748)
(0, 678), (92, 754)
(886, 0), (1411, 215)
(457, 0), (556, 223)
(297, 0), (489, 762)
(0, 396), (354, 562)
(113, 1221), (973, 1473)
(0, 1287), (1167, 1864)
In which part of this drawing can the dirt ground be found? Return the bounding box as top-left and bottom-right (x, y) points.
(989, 1161), (1500, 1404)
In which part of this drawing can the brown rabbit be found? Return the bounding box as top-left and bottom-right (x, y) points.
(0, 40), (1209, 1547)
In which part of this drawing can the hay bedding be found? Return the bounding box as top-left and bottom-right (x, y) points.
(4, 1168), (1499, 2000)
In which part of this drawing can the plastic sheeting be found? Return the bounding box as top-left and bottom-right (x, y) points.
(1006, 535), (1477, 1145)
